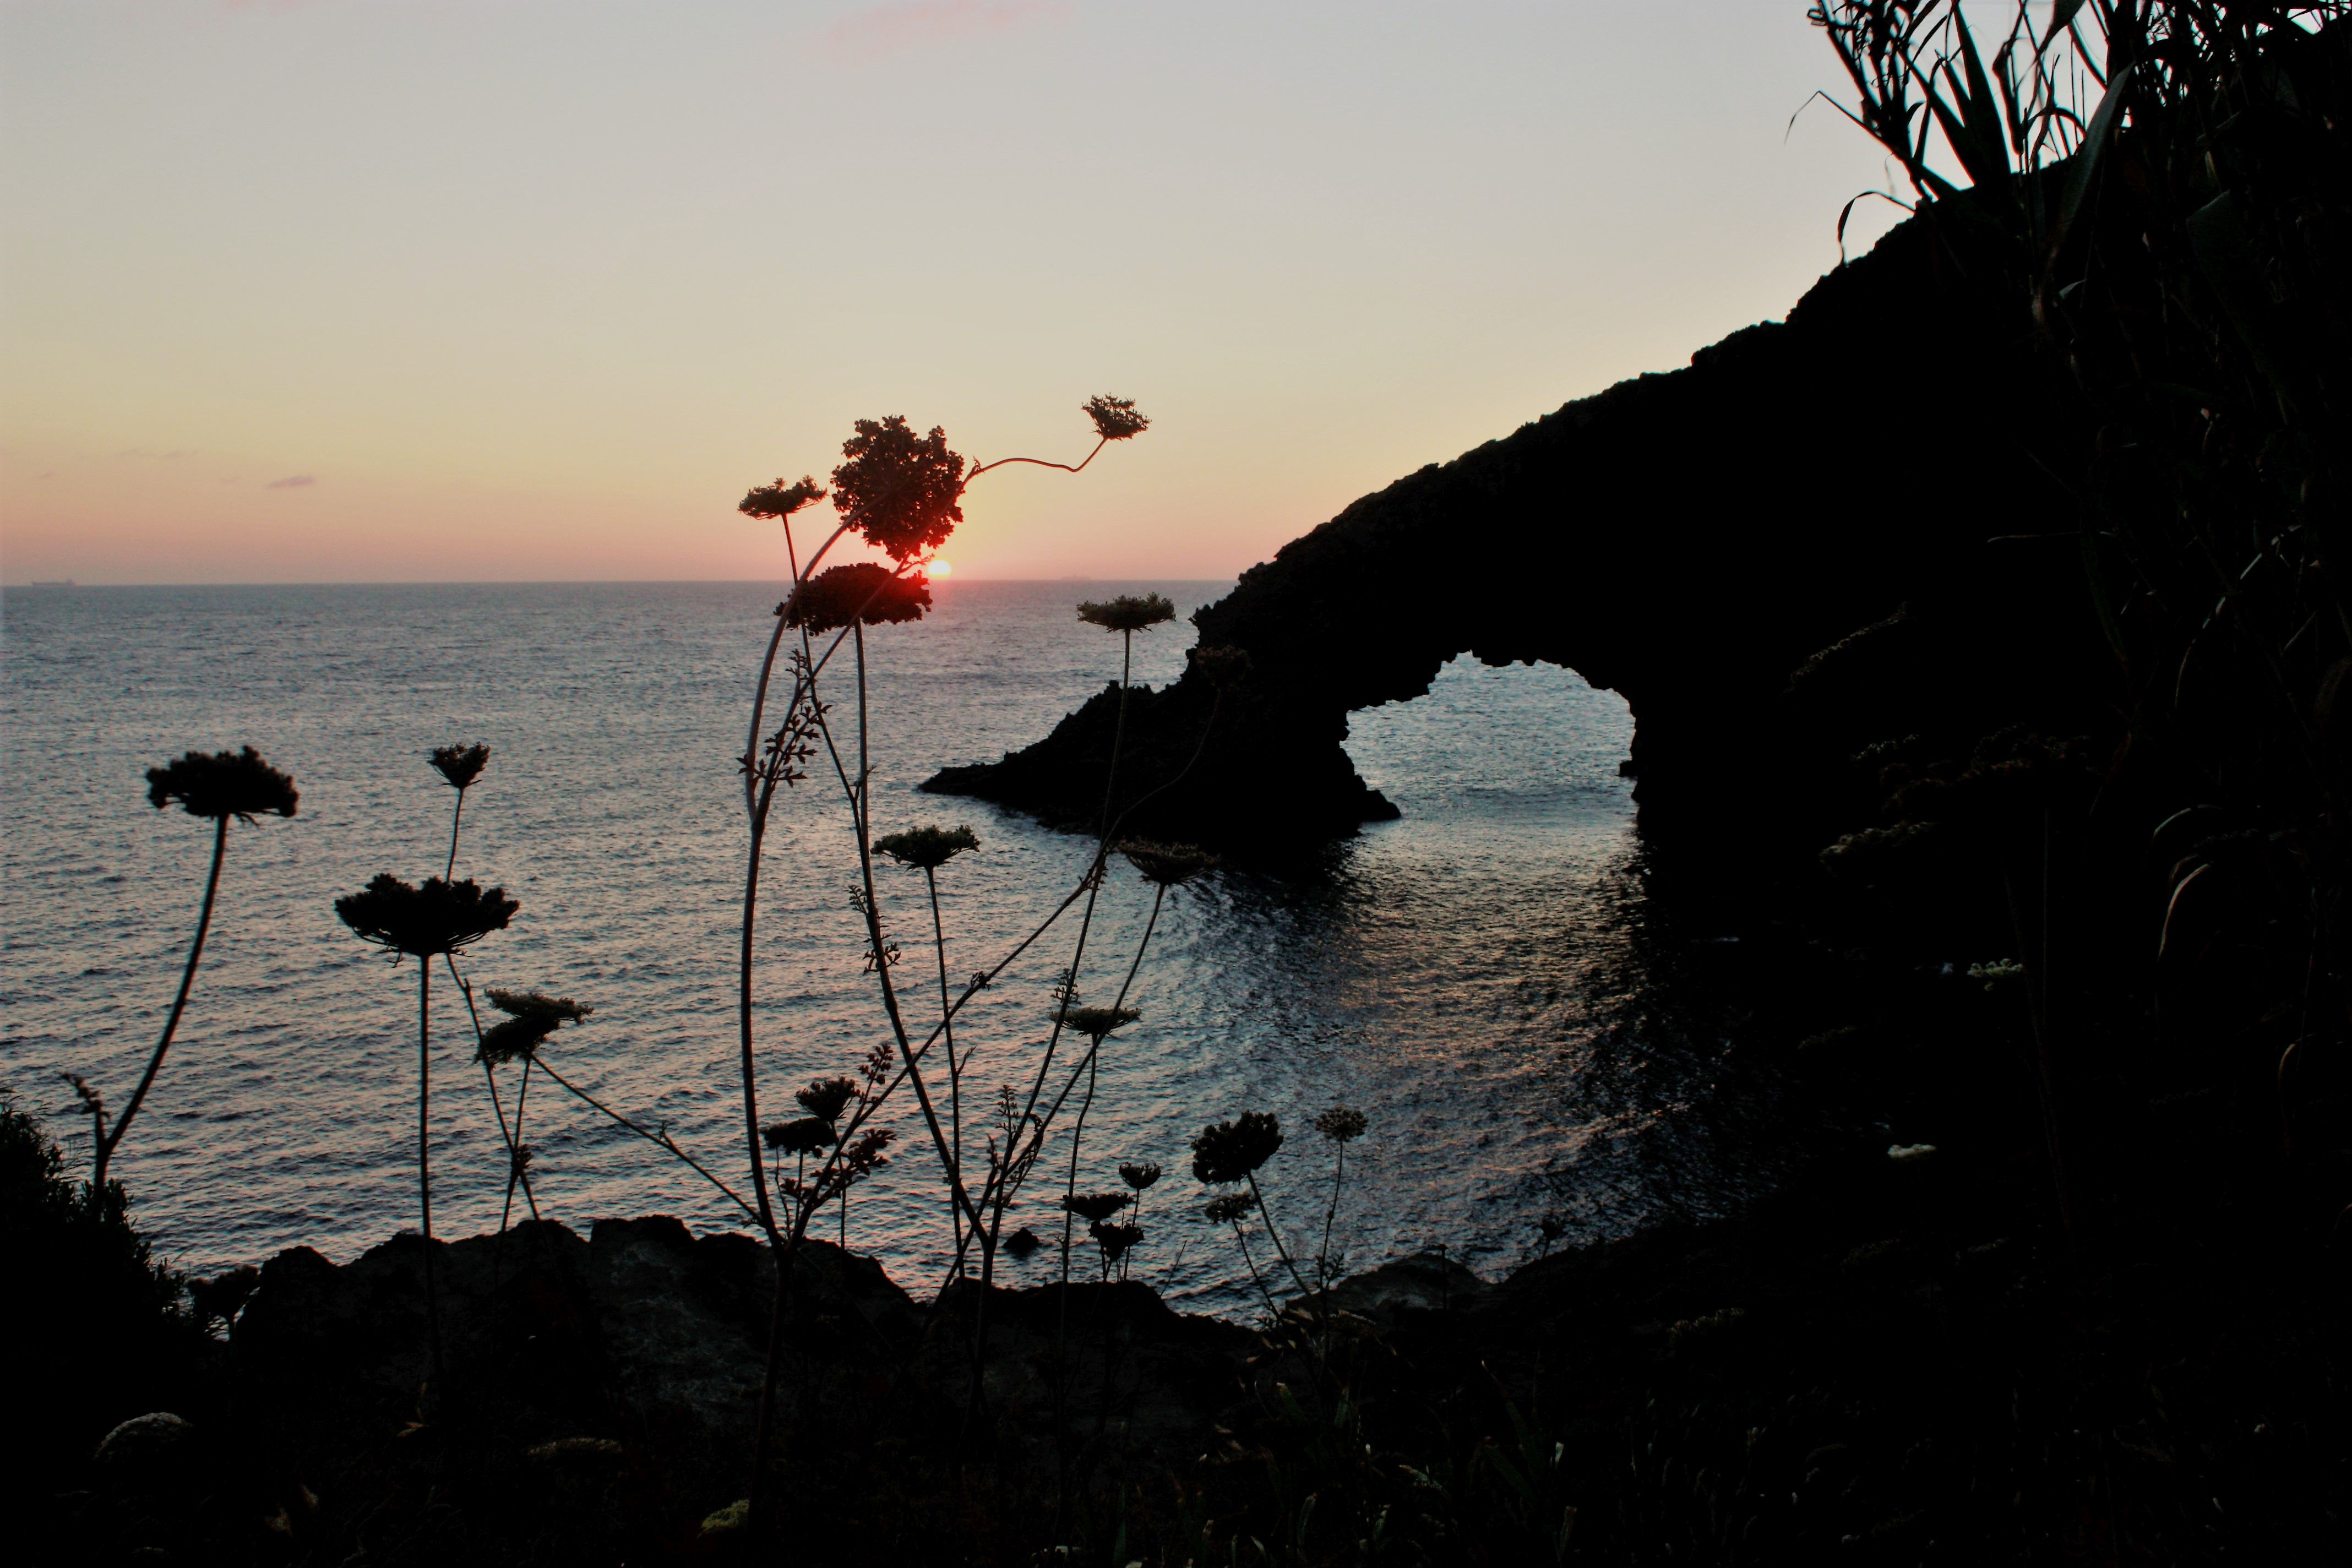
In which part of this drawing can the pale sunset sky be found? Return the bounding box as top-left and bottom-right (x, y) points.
(1, 1), (1904, 585)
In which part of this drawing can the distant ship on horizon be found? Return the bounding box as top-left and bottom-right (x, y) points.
(29, 578), (76, 587)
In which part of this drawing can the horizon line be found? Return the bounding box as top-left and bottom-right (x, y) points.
(1, 575), (1242, 591)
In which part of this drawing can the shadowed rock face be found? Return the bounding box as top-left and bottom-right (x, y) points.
(925, 213), (2094, 862)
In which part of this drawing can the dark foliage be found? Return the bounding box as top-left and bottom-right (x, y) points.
(144, 745), (298, 822)
(829, 416), (965, 563)
(1, 1097), (209, 1520)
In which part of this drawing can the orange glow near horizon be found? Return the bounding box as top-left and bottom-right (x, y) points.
(927, 560), (953, 578)
(0, 2), (1905, 586)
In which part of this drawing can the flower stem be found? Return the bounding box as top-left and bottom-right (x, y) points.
(418, 958), (446, 1388)
(94, 813), (229, 1200)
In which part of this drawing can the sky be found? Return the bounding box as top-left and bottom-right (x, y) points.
(0, 1), (1910, 585)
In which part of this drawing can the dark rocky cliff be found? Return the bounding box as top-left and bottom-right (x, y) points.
(927, 212), (2097, 863)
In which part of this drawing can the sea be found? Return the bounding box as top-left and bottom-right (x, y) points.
(0, 581), (1797, 1315)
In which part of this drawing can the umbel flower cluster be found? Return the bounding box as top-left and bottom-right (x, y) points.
(335, 874), (519, 960)
(146, 746), (300, 823)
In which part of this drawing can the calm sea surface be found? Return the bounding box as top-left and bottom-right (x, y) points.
(1, 581), (1793, 1314)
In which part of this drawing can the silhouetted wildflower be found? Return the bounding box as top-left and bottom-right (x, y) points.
(1119, 1161), (1162, 1191)
(1120, 839), (1218, 888)
(428, 743), (490, 792)
(1082, 394), (1151, 442)
(1076, 594), (1176, 634)
(1057, 1005), (1140, 1041)
(487, 988), (593, 1026)
(738, 474), (827, 521)
(335, 874), (518, 959)
(1187, 644), (1253, 689)
(146, 746), (298, 822)
(1090, 1220), (1144, 1265)
(477, 1016), (553, 1065)
(1061, 1191), (1133, 1223)
(1204, 1193), (1256, 1224)
(1313, 1107), (1367, 1144)
(784, 563), (931, 632)
(1193, 1111), (1282, 1184)
(796, 1076), (858, 1124)
(873, 824), (979, 869)
(830, 416), (965, 563)
(765, 1117), (837, 1155)
(476, 990), (590, 1065)
(1004, 1226), (1042, 1259)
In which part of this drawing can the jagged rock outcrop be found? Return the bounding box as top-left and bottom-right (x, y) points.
(925, 213), (2096, 861)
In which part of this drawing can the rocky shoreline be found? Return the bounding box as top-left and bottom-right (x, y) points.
(36, 1109), (2349, 1564)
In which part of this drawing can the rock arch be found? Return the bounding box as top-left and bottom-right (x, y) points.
(925, 214), (2091, 862)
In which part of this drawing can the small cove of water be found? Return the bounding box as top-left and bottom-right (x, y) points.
(1, 581), (1795, 1314)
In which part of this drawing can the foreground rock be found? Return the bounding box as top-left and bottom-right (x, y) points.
(223, 1216), (1253, 1551)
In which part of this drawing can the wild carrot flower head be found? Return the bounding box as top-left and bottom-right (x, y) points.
(1187, 645), (1252, 690)
(487, 988), (593, 1026)
(1082, 394), (1151, 442)
(1204, 1193), (1256, 1224)
(1057, 1005), (1140, 1042)
(738, 474), (827, 521)
(830, 416), (965, 563)
(784, 563), (932, 632)
(1313, 1107), (1367, 1144)
(1090, 1221), (1144, 1264)
(475, 988), (591, 1064)
(478, 1016), (553, 1065)
(765, 1117), (837, 1155)
(146, 747), (299, 823)
(335, 874), (518, 959)
(429, 743), (491, 791)
(1120, 839), (1218, 888)
(1119, 1161), (1162, 1191)
(838, 1128), (896, 1175)
(1061, 1191), (1133, 1223)
(795, 1076), (858, 1124)
(873, 824), (979, 870)
(1076, 594), (1176, 634)
(1192, 1112), (1282, 1184)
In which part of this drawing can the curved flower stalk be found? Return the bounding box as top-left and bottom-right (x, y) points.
(334, 872), (519, 1383)
(79, 748), (298, 1202)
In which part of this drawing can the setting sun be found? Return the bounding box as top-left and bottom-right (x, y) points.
(927, 560), (953, 578)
